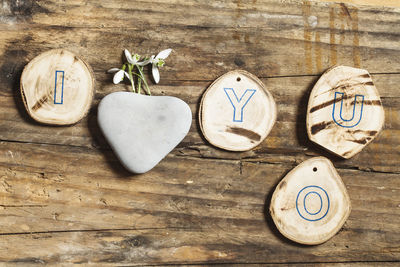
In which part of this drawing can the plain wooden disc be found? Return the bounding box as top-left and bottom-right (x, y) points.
(306, 65), (384, 159)
(270, 157), (351, 245)
(20, 49), (95, 125)
(199, 70), (277, 151)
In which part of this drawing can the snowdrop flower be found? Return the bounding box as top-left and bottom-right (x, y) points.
(124, 49), (148, 66)
(150, 49), (172, 84)
(107, 48), (173, 95)
(107, 67), (130, 85)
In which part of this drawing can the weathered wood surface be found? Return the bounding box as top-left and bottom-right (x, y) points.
(20, 49), (95, 125)
(270, 157), (351, 245)
(199, 70), (277, 151)
(322, 0), (400, 8)
(0, 0), (399, 265)
(306, 66), (385, 159)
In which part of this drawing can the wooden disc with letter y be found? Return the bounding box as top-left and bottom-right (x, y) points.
(20, 49), (95, 125)
(199, 70), (277, 151)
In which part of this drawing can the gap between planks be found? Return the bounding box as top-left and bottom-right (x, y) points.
(140, 260), (400, 266)
(104, 72), (400, 81)
(1, 138), (399, 176)
(0, 226), (196, 237)
(141, 260), (400, 266)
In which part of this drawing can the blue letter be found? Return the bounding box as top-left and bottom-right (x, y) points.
(54, 70), (65, 104)
(332, 92), (364, 128)
(223, 88), (256, 122)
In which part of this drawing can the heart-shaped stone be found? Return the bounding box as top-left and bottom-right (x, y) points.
(306, 66), (384, 159)
(98, 92), (192, 173)
(270, 157), (351, 245)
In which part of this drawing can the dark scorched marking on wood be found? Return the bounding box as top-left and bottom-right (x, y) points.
(226, 127), (261, 141)
(345, 130), (378, 144)
(317, 78), (373, 97)
(346, 130), (378, 136)
(342, 150), (352, 158)
(360, 73), (371, 78)
(311, 124), (379, 137)
(310, 93), (356, 113)
(31, 91), (53, 111)
(310, 98), (338, 113)
(278, 181), (287, 190)
(351, 99), (382, 106)
(349, 137), (372, 144)
(310, 121), (335, 135)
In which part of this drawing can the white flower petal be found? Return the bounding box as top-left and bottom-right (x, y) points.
(152, 64), (160, 84)
(107, 68), (120, 73)
(136, 58), (151, 66)
(113, 70), (125, 84)
(155, 49), (172, 60)
(124, 71), (131, 81)
(148, 55), (155, 63)
(124, 49), (134, 64)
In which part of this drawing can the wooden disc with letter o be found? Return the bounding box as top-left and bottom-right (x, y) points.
(270, 157), (351, 245)
(199, 70), (277, 151)
(20, 49), (95, 125)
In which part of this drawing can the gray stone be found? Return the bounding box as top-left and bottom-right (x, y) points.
(98, 92), (192, 173)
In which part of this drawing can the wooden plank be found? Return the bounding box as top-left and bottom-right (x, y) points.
(0, 0), (400, 80)
(0, 74), (399, 173)
(0, 229), (399, 265)
(0, 141), (399, 264)
(320, 0), (400, 8)
(0, 0), (399, 265)
(0, 0), (398, 173)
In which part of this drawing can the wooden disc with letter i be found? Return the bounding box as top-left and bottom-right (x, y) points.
(199, 70), (277, 151)
(270, 157), (351, 245)
(20, 49), (95, 125)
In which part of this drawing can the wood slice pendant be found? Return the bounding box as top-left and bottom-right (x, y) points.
(270, 157), (351, 245)
(20, 49), (95, 125)
(306, 66), (384, 159)
(199, 70), (277, 151)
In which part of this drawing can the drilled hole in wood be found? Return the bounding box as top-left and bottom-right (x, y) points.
(313, 167), (317, 172)
(237, 77), (241, 82)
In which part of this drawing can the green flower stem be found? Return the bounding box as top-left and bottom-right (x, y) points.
(138, 73), (142, 94)
(136, 65), (151, 95)
(136, 65), (143, 94)
(127, 64), (135, 93)
(110, 49), (171, 96)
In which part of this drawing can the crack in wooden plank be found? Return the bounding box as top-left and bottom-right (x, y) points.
(0, 226), (197, 236)
(0, 204), (47, 208)
(141, 260), (400, 266)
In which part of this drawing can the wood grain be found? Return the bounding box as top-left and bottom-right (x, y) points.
(270, 157), (351, 245)
(0, 0), (400, 79)
(2, 74), (399, 173)
(0, 141), (399, 265)
(320, 0), (400, 8)
(199, 70), (277, 151)
(306, 66), (384, 159)
(20, 49), (95, 125)
(0, 0), (399, 265)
